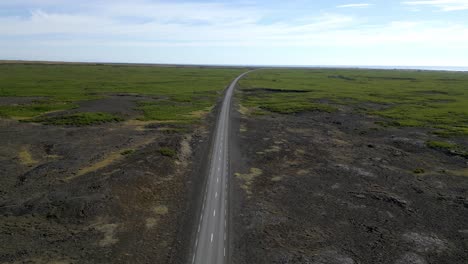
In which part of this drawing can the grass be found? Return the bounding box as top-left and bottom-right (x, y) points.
(426, 140), (468, 158)
(28, 112), (124, 126)
(159, 147), (176, 157)
(239, 69), (468, 136)
(120, 149), (135, 156)
(137, 100), (212, 122)
(0, 101), (77, 119)
(18, 146), (38, 166)
(235, 168), (263, 196)
(0, 63), (245, 122)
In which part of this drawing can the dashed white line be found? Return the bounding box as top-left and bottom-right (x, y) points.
(217, 177), (219, 183)
(215, 192), (218, 198)
(192, 254), (195, 264)
(211, 233), (214, 243)
(224, 247), (226, 257)
(213, 210), (216, 217)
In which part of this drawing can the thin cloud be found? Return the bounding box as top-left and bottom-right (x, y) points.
(337, 3), (373, 8)
(402, 0), (468, 11)
(1, 1), (467, 65)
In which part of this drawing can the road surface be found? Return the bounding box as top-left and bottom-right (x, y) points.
(192, 71), (252, 264)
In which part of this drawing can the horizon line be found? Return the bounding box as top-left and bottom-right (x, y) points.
(1, 59), (467, 72)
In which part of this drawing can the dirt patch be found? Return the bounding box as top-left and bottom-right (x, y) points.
(43, 95), (156, 120)
(402, 232), (449, 253)
(231, 99), (468, 264)
(153, 205), (169, 215)
(17, 146), (38, 166)
(0, 97), (45, 106)
(93, 222), (120, 247)
(68, 136), (157, 181)
(235, 168), (262, 196)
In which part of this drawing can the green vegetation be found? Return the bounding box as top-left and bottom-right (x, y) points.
(120, 149), (135, 156)
(159, 147), (176, 157)
(245, 93), (336, 114)
(29, 112), (123, 126)
(426, 140), (458, 149)
(413, 168), (425, 174)
(240, 69), (468, 136)
(426, 140), (468, 158)
(0, 101), (76, 119)
(0, 64), (244, 122)
(138, 100), (212, 122)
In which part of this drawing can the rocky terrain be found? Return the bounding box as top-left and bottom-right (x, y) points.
(230, 96), (468, 264)
(0, 94), (217, 264)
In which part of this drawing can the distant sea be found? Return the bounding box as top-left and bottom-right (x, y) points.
(239, 65), (468, 72)
(339, 66), (468, 72)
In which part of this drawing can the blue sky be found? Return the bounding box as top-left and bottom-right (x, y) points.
(1, 0), (467, 66)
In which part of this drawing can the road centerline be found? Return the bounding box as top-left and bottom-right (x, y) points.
(191, 71), (253, 264)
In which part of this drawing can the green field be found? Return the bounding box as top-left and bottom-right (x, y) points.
(0, 64), (244, 123)
(239, 69), (468, 137)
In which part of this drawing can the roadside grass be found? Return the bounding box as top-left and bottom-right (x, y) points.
(0, 64), (245, 122)
(239, 69), (468, 136)
(28, 112), (124, 126)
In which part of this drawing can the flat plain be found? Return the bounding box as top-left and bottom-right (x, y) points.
(0, 63), (244, 263)
(232, 68), (468, 264)
(1, 64), (467, 264)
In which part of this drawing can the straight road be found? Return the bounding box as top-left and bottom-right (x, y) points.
(192, 71), (252, 264)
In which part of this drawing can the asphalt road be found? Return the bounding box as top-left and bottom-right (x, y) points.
(192, 71), (252, 264)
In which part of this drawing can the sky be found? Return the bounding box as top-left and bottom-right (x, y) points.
(0, 0), (467, 66)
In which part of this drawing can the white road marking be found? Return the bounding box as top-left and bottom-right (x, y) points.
(217, 177), (219, 183)
(211, 233), (214, 243)
(192, 254), (195, 264)
(218, 167), (221, 172)
(213, 210), (216, 217)
(215, 192), (218, 198)
(224, 247), (226, 257)
(195, 238), (198, 247)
